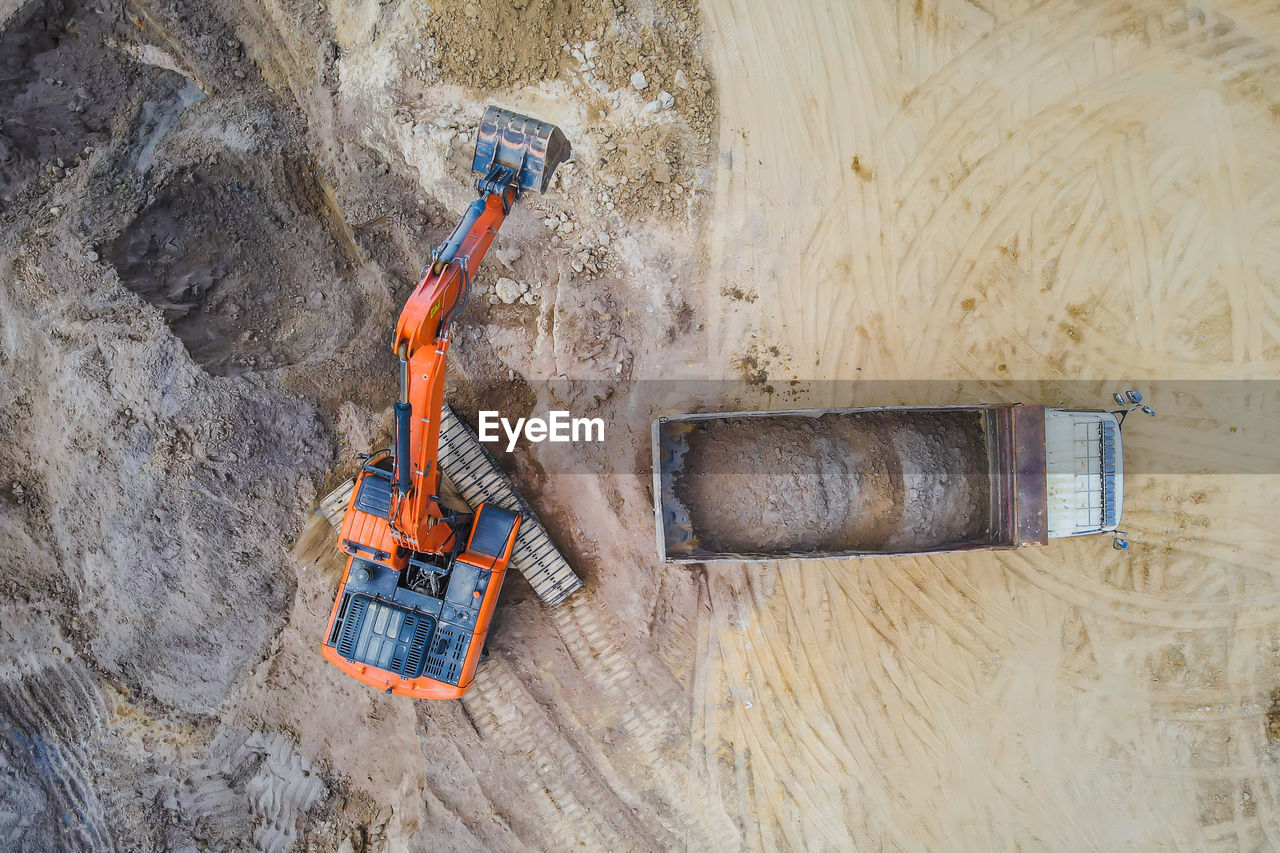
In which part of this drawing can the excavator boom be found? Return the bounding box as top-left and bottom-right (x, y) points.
(320, 107), (579, 699)
(388, 188), (512, 551)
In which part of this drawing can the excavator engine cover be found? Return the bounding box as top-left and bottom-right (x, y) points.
(472, 106), (572, 194)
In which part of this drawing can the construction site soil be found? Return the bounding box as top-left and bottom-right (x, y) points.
(2, 0), (1280, 850)
(673, 411), (991, 554)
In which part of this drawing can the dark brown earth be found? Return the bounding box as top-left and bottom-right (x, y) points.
(0, 0), (714, 848)
(673, 410), (994, 554)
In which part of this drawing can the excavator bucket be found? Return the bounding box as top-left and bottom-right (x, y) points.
(472, 105), (572, 195)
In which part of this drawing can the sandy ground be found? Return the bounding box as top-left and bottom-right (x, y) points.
(693, 1), (1280, 849)
(1, 0), (1279, 850)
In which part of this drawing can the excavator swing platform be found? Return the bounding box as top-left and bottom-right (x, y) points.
(319, 107), (583, 699)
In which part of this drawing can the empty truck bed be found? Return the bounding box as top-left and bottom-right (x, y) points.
(654, 407), (1009, 561)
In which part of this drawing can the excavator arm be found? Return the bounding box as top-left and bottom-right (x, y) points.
(385, 104), (569, 551)
(319, 107), (574, 700)
(387, 185), (519, 551)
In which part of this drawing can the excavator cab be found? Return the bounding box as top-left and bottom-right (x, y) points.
(336, 453), (404, 571)
(320, 108), (579, 700)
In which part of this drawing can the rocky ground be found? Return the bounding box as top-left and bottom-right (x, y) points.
(0, 0), (713, 848)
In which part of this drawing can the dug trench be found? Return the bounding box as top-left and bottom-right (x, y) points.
(105, 155), (361, 376)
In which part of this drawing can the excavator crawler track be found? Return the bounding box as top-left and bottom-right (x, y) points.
(319, 478), (354, 530)
(437, 404), (583, 607)
(317, 407), (583, 608)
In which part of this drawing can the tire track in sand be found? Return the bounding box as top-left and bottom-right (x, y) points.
(462, 591), (729, 851)
(697, 0), (1280, 847)
(461, 658), (633, 850)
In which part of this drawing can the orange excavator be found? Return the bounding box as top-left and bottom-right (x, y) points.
(321, 107), (580, 699)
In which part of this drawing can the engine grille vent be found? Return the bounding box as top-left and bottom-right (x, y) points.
(329, 594), (434, 680)
(335, 594), (366, 659)
(423, 622), (471, 686)
(404, 618), (432, 678)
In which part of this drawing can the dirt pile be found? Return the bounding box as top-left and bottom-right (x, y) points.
(674, 410), (991, 554)
(419, 0), (712, 131)
(411, 0), (715, 217)
(0, 0), (715, 847)
(419, 0), (610, 90)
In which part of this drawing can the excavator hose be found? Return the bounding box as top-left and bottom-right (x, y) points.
(394, 402), (412, 493)
(433, 197), (487, 273)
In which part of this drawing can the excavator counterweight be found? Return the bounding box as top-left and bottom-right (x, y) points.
(320, 108), (582, 700)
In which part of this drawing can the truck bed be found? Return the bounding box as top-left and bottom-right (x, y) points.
(653, 405), (1049, 563)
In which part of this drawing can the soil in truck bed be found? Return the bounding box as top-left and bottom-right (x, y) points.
(672, 410), (994, 554)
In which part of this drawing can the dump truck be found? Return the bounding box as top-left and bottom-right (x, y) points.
(652, 400), (1140, 563)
